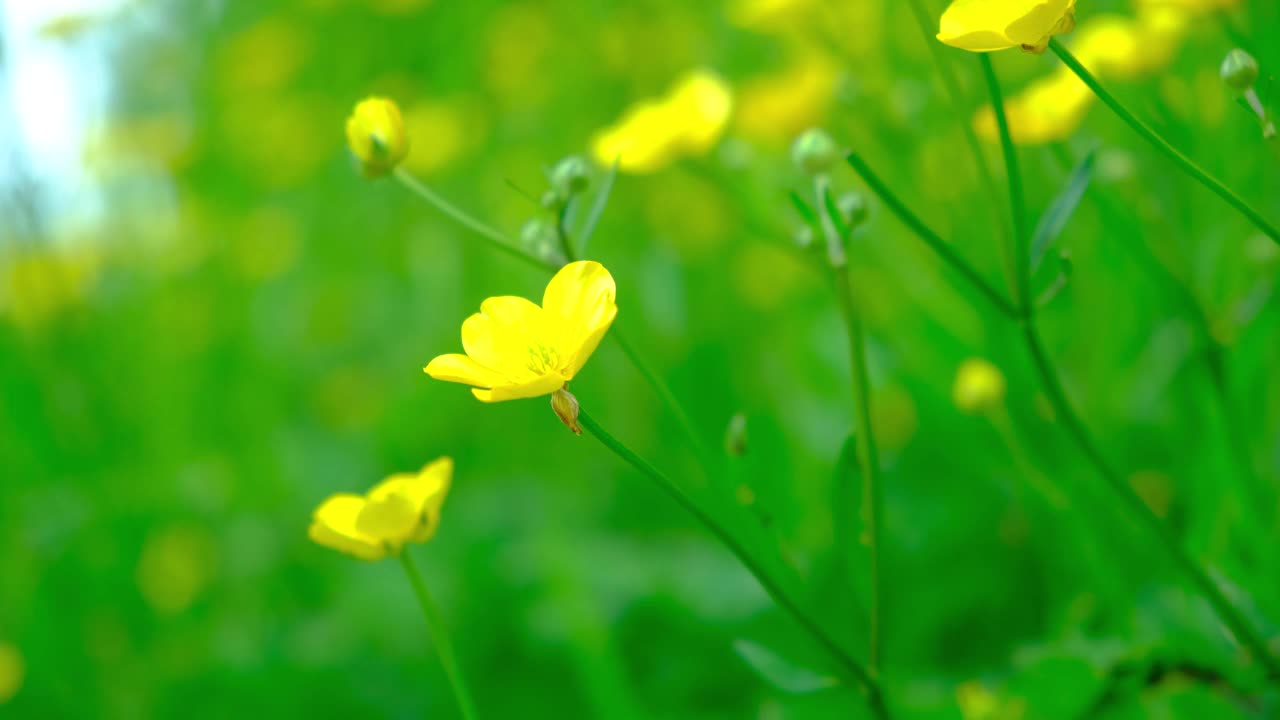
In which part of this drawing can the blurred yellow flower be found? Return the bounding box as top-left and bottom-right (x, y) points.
(136, 525), (218, 615)
(938, 0), (1077, 53)
(217, 16), (309, 95)
(309, 458), (453, 561)
(0, 246), (101, 330)
(953, 358), (1007, 414)
(727, 0), (815, 30)
(591, 69), (733, 173)
(0, 643), (22, 704)
(735, 53), (839, 145)
(345, 97), (410, 178)
(425, 261), (617, 402)
(401, 99), (485, 176)
(974, 67), (1094, 143)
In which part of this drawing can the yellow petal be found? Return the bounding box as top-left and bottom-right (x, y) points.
(424, 353), (509, 387)
(355, 488), (419, 543)
(665, 69), (733, 154)
(368, 458), (453, 543)
(461, 296), (553, 379)
(938, 0), (1074, 52)
(309, 494), (387, 561)
(471, 372), (566, 402)
(541, 261), (618, 378)
(591, 100), (684, 174)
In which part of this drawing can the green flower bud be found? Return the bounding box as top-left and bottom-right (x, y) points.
(790, 128), (839, 176)
(549, 155), (591, 199)
(794, 225), (815, 250)
(724, 412), (748, 457)
(1220, 49), (1259, 91)
(837, 192), (870, 230)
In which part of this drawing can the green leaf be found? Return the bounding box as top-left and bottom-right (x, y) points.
(733, 639), (840, 694)
(1032, 150), (1095, 271)
(789, 190), (822, 232)
(578, 157), (618, 255)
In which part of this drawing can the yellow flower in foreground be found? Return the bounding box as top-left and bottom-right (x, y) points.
(953, 358), (1007, 414)
(591, 69), (733, 173)
(309, 458), (452, 561)
(345, 96), (409, 178)
(938, 0), (1077, 53)
(425, 261), (618, 404)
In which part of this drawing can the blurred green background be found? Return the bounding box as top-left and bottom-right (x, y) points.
(2, 0), (1279, 717)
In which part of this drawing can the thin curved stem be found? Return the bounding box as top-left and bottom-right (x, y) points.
(903, 0), (1017, 294)
(1048, 39), (1280, 246)
(814, 176), (885, 676)
(393, 168), (554, 270)
(980, 56), (1280, 680)
(576, 407), (889, 718)
(400, 551), (480, 720)
(844, 152), (1020, 319)
(978, 54), (1030, 311)
(831, 264), (885, 675)
(609, 328), (720, 481)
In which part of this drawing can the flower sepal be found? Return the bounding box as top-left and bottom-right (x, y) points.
(551, 387), (582, 435)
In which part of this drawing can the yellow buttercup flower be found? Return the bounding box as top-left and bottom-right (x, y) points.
(309, 458), (453, 561)
(345, 97), (409, 178)
(938, 0), (1077, 53)
(591, 69), (733, 173)
(425, 260), (617, 404)
(952, 358), (1007, 414)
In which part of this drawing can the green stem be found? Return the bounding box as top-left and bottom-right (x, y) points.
(814, 176), (885, 675)
(391, 167), (714, 484)
(831, 264), (885, 676)
(981, 55), (1280, 680)
(1048, 39), (1280, 246)
(978, 54), (1031, 311)
(576, 407), (889, 718)
(844, 152), (1020, 319)
(610, 328), (720, 482)
(903, 0), (1017, 294)
(399, 551), (480, 720)
(393, 168), (553, 270)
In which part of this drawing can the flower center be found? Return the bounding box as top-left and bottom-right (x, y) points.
(525, 343), (562, 375)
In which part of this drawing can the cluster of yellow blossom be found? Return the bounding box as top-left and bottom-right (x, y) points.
(945, 0), (1236, 144)
(590, 71), (733, 174)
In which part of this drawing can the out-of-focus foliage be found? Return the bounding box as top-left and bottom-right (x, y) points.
(2, 0), (1279, 717)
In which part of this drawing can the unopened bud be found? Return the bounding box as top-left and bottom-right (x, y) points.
(794, 225), (815, 250)
(345, 97), (409, 178)
(551, 387), (581, 435)
(725, 412), (748, 457)
(837, 192), (870, 230)
(520, 218), (562, 264)
(550, 155), (591, 198)
(790, 128), (839, 176)
(1220, 49), (1259, 91)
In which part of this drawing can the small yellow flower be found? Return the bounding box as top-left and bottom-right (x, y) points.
(938, 0), (1077, 53)
(344, 97), (410, 178)
(309, 458), (452, 561)
(591, 70), (733, 173)
(424, 261), (617, 402)
(952, 358), (1007, 415)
